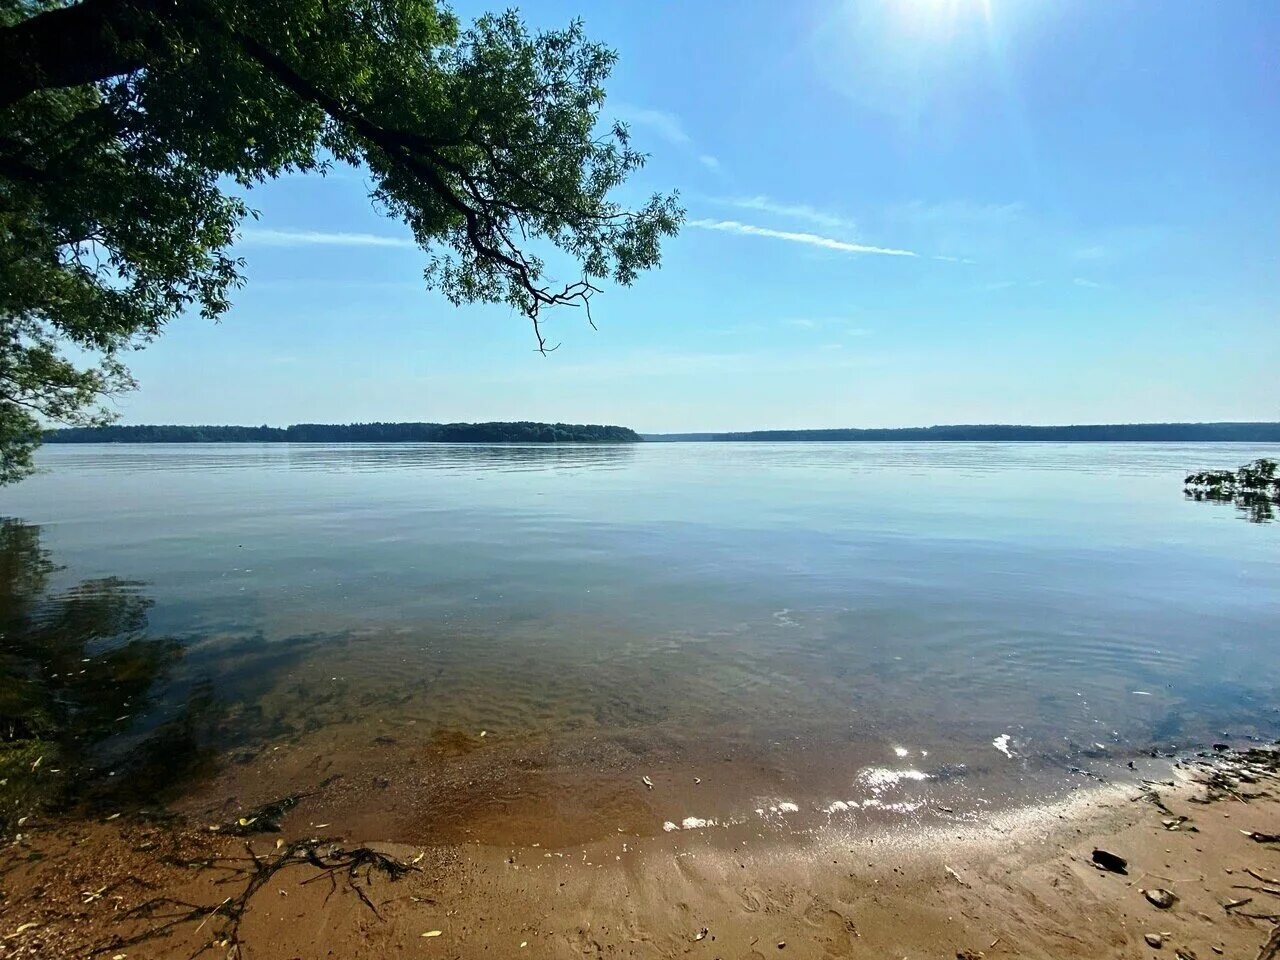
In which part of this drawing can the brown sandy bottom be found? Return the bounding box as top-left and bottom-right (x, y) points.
(3, 748), (1279, 960)
(156, 714), (1080, 852)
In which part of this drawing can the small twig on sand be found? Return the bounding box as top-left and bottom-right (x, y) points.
(1233, 885), (1280, 899)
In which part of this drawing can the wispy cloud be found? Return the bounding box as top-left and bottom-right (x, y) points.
(881, 199), (1022, 265)
(1073, 245), (1108, 260)
(709, 195), (856, 232)
(892, 199), (1026, 226)
(1073, 277), (1103, 288)
(612, 103), (721, 173)
(450, 346), (889, 384)
(612, 104), (693, 146)
(783, 317), (871, 336)
(240, 228), (415, 248)
(689, 218), (917, 257)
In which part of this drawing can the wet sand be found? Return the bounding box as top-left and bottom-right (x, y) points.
(4, 746), (1278, 960)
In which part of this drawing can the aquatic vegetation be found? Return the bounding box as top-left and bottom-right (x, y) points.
(1184, 458), (1280, 523)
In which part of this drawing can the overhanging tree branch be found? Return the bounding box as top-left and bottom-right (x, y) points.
(0, 0), (159, 108)
(227, 21), (602, 351)
(0, 0), (681, 481)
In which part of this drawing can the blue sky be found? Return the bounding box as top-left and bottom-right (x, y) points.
(119, 0), (1278, 431)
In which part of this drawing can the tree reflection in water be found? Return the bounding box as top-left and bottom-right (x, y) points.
(0, 518), (218, 825)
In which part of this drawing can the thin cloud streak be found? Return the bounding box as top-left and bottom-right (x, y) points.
(612, 103), (721, 173)
(711, 195), (856, 231)
(240, 228), (416, 248)
(689, 218), (918, 257)
(783, 317), (870, 335)
(612, 104), (693, 145)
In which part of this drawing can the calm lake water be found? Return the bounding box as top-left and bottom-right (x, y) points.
(2, 442), (1278, 836)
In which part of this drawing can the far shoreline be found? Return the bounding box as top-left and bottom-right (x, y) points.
(40, 419), (1280, 445)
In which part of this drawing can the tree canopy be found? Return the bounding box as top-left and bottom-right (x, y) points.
(0, 0), (682, 482)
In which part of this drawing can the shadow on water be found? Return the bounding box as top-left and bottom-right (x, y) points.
(43, 441), (640, 477)
(0, 518), (348, 825)
(279, 441), (640, 475)
(0, 517), (189, 823)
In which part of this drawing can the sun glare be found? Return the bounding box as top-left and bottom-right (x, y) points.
(892, 0), (995, 35)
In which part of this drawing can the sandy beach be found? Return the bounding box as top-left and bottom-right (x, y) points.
(3, 745), (1277, 960)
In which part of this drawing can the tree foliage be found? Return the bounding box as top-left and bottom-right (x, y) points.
(0, 0), (682, 482)
(1184, 457), (1280, 523)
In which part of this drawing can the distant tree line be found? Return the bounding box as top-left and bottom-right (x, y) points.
(645, 422), (1280, 443)
(44, 422), (642, 444)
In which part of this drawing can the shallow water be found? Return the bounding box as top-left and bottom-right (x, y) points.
(2, 442), (1278, 837)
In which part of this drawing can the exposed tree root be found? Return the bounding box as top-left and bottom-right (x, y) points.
(1256, 924), (1280, 960)
(91, 838), (421, 958)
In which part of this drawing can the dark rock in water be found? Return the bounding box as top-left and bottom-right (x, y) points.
(1144, 888), (1178, 909)
(1092, 848), (1129, 874)
(1212, 743), (1229, 752)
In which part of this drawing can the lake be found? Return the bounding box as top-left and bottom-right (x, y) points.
(2, 442), (1277, 842)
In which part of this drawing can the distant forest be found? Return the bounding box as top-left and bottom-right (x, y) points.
(44, 422), (642, 444)
(645, 422), (1280, 442)
(43, 421), (1280, 445)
